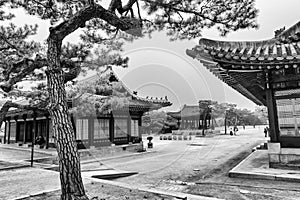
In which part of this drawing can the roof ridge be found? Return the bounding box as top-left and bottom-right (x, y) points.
(199, 38), (277, 49)
(276, 21), (300, 40)
(77, 68), (172, 106)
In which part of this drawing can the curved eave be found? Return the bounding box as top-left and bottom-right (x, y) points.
(276, 21), (300, 42)
(187, 49), (265, 106)
(5, 109), (49, 118)
(190, 37), (300, 71)
(132, 96), (172, 108)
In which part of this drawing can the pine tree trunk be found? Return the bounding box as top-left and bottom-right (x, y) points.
(47, 37), (88, 200)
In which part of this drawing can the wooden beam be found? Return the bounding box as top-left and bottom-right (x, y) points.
(23, 116), (27, 144)
(31, 112), (37, 167)
(3, 120), (7, 143)
(7, 118), (11, 144)
(266, 87), (280, 142)
(14, 117), (18, 143)
(45, 116), (50, 149)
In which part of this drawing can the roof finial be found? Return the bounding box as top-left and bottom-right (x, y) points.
(274, 26), (285, 38)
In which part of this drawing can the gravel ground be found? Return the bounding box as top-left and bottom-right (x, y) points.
(20, 182), (175, 200)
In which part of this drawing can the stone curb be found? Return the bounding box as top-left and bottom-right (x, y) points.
(229, 170), (300, 183)
(13, 187), (61, 200)
(228, 150), (254, 174)
(84, 177), (223, 200)
(0, 164), (30, 171)
(228, 151), (300, 183)
(81, 150), (157, 164)
(0, 144), (56, 156)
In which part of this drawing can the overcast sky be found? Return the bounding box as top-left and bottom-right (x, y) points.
(5, 0), (300, 111)
(115, 0), (300, 111)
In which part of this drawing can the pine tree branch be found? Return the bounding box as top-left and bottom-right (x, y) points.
(61, 60), (81, 83)
(48, 3), (137, 41)
(0, 33), (26, 56)
(0, 57), (48, 93)
(108, 0), (137, 14)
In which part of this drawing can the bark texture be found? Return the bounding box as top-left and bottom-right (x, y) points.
(47, 37), (87, 200)
(44, 3), (136, 199)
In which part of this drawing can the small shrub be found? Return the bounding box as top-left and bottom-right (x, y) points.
(178, 136), (183, 140)
(168, 135), (172, 140)
(147, 136), (153, 141)
(183, 135), (188, 140)
(173, 135), (177, 140)
(163, 136), (167, 140)
(159, 135), (163, 140)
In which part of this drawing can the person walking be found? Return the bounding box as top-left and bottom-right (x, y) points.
(264, 127), (268, 137)
(229, 127), (233, 136)
(233, 126), (238, 135)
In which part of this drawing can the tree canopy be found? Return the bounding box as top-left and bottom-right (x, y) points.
(0, 0), (259, 199)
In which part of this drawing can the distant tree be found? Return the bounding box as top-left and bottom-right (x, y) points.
(255, 106), (268, 125)
(142, 110), (168, 133)
(199, 100), (214, 135)
(1, 0), (258, 199)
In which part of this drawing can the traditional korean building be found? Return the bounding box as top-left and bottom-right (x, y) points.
(167, 103), (212, 130)
(3, 68), (172, 149)
(186, 21), (300, 168)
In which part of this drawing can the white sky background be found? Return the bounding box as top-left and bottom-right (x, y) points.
(4, 0), (300, 111)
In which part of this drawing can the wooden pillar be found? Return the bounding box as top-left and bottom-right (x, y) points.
(14, 116), (18, 143)
(45, 115), (50, 149)
(138, 117), (142, 141)
(127, 117), (131, 143)
(224, 113), (227, 134)
(3, 119), (7, 144)
(23, 114), (27, 143)
(31, 112), (37, 167)
(265, 71), (279, 143)
(70, 114), (76, 137)
(7, 118), (11, 144)
(109, 115), (114, 144)
(88, 117), (94, 147)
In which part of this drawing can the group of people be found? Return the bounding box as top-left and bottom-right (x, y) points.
(227, 126), (269, 137)
(229, 126), (239, 136)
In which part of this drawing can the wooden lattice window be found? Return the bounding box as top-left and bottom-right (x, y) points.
(94, 119), (109, 139)
(276, 98), (300, 136)
(131, 120), (139, 137)
(114, 119), (127, 138)
(75, 119), (89, 140)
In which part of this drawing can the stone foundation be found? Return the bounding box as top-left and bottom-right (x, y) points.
(78, 142), (144, 158)
(268, 142), (300, 170)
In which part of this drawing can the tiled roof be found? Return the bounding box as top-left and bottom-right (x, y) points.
(167, 104), (204, 119)
(187, 21), (300, 70)
(186, 21), (300, 106)
(78, 67), (172, 110)
(6, 67), (172, 117)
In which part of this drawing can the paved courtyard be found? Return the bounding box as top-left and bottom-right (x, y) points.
(2, 126), (300, 199)
(93, 126), (267, 187)
(84, 126), (300, 199)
